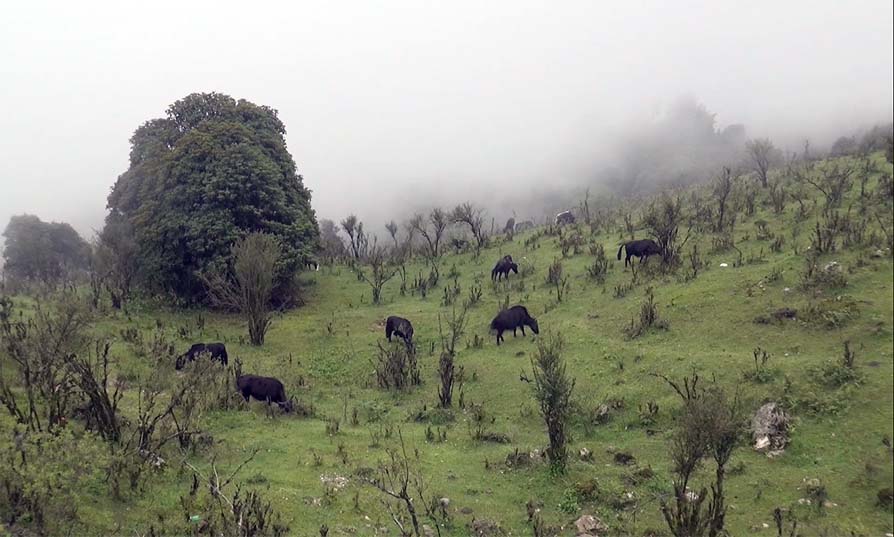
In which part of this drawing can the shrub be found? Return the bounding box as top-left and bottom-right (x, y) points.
(624, 287), (668, 338)
(529, 333), (575, 474)
(373, 342), (421, 391)
(800, 296), (859, 329)
(0, 421), (104, 535)
(815, 341), (862, 387)
(202, 233), (281, 345)
(799, 255), (847, 291)
(743, 347), (775, 384)
(585, 243), (610, 283)
(658, 376), (743, 537)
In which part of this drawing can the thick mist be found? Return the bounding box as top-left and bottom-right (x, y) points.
(1, 1), (891, 242)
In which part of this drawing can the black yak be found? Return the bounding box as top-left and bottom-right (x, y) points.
(175, 342), (228, 370)
(514, 220), (534, 233)
(385, 316), (414, 345)
(490, 305), (539, 345)
(555, 211), (575, 226)
(236, 374), (292, 411)
(491, 255), (518, 281)
(617, 239), (661, 267)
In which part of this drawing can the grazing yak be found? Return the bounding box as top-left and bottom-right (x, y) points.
(514, 220), (534, 233)
(617, 239), (662, 267)
(491, 255), (518, 281)
(175, 342), (228, 370)
(490, 305), (539, 345)
(385, 316), (414, 345)
(236, 374), (292, 411)
(555, 211), (576, 226)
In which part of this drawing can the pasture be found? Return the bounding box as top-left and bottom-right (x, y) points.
(2, 154), (893, 536)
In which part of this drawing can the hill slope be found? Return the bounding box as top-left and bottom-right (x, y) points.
(4, 153), (893, 536)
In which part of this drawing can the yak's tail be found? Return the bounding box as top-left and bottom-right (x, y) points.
(617, 243), (626, 260)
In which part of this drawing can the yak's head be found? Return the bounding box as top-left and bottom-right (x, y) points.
(528, 317), (540, 334)
(278, 399), (295, 414)
(509, 262), (518, 274)
(174, 355), (186, 371)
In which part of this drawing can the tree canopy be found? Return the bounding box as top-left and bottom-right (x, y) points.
(106, 92), (319, 302)
(2, 214), (90, 284)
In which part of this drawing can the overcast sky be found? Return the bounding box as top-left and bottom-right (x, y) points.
(1, 0), (891, 238)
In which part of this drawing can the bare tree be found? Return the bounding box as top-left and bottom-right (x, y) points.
(66, 340), (124, 442)
(353, 240), (399, 305)
(437, 302), (469, 407)
(202, 233), (281, 346)
(713, 167), (737, 232)
(746, 138), (779, 187)
(579, 187), (592, 226)
(409, 208), (448, 261)
(360, 430), (446, 537)
(386, 220), (399, 249)
(451, 202), (488, 255)
(341, 215), (369, 260)
(800, 161), (855, 209)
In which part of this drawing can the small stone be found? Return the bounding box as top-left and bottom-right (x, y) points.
(719, 262), (729, 267)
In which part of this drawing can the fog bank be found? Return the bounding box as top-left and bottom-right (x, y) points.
(1, 1), (891, 240)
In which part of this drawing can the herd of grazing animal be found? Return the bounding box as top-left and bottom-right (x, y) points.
(177, 230), (660, 412)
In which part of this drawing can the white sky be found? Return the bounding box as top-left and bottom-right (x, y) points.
(1, 0), (892, 237)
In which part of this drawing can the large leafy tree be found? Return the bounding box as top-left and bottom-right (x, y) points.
(107, 92), (319, 302)
(2, 214), (91, 285)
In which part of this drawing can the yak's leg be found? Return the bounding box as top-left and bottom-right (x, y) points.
(520, 326), (526, 336)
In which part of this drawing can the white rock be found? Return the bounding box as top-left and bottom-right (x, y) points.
(574, 514), (607, 534)
(719, 262), (729, 267)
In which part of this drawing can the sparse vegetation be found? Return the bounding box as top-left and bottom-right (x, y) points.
(0, 145), (891, 536)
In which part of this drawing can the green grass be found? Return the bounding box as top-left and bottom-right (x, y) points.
(6, 155), (894, 536)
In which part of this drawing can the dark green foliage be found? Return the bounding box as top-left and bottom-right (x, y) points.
(2, 214), (90, 285)
(106, 92), (318, 303)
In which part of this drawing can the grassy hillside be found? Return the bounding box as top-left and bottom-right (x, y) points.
(2, 153), (893, 536)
